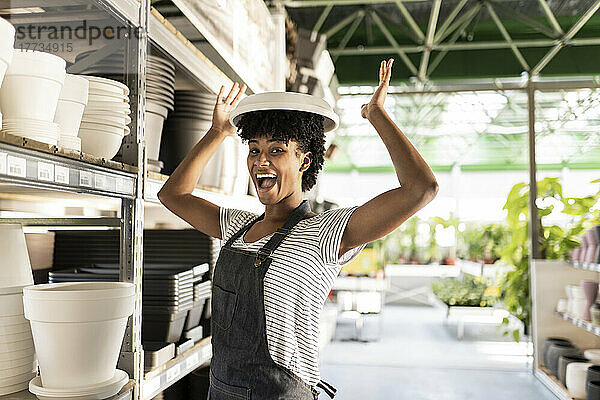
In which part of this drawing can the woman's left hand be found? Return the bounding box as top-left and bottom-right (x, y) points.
(361, 58), (393, 119)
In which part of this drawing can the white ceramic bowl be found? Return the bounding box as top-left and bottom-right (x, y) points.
(0, 225), (33, 289)
(584, 349), (600, 364)
(145, 110), (166, 160)
(0, 354), (35, 370)
(59, 74), (89, 105)
(572, 299), (586, 319)
(566, 362), (592, 399)
(0, 359), (35, 379)
(23, 282), (134, 390)
(79, 121), (126, 137)
(78, 128), (124, 159)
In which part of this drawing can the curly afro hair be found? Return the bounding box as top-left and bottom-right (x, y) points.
(236, 109), (325, 192)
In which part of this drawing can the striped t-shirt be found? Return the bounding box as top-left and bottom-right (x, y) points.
(219, 206), (365, 387)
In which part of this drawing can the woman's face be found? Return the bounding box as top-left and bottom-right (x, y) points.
(247, 136), (311, 205)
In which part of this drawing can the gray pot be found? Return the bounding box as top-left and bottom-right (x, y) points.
(543, 338), (573, 368)
(547, 342), (580, 377)
(588, 380), (600, 400)
(587, 365), (600, 396)
(559, 354), (589, 386)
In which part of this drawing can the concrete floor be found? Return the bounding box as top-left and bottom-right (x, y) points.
(318, 305), (557, 400)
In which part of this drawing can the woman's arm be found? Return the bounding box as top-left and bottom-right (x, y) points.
(157, 82), (246, 238)
(339, 59), (438, 257)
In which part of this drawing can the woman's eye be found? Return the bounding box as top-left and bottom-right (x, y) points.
(249, 148), (259, 154)
(271, 148), (283, 153)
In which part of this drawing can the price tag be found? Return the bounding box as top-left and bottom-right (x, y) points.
(37, 162), (54, 182)
(145, 376), (160, 394)
(0, 153), (6, 174)
(166, 364), (180, 383)
(115, 177), (125, 193)
(7, 155), (26, 178)
(79, 170), (92, 187)
(55, 165), (69, 185)
(94, 173), (107, 190)
(186, 352), (199, 370)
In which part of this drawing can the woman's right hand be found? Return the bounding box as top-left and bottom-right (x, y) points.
(212, 82), (246, 136)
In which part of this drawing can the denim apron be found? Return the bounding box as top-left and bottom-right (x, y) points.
(208, 200), (337, 400)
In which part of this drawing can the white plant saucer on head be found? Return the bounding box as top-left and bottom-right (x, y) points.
(229, 91), (339, 133)
(28, 369), (128, 400)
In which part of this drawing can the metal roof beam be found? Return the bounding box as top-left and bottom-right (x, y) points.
(324, 8), (365, 37)
(393, 0), (424, 42)
(537, 0), (563, 35)
(333, 11), (365, 62)
(433, 0), (469, 44)
(428, 5), (480, 76)
(531, 0), (600, 76)
(329, 37), (600, 55)
(435, 4), (482, 44)
(418, 0), (442, 82)
(487, 0), (559, 39)
(284, 0), (424, 6)
(370, 9), (418, 75)
(312, 4), (334, 33)
(486, 2), (530, 72)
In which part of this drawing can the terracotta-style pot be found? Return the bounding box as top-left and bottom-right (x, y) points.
(582, 281), (599, 321)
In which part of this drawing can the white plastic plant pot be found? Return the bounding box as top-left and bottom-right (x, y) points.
(78, 128), (124, 159)
(0, 17), (15, 67)
(0, 338), (34, 354)
(80, 118), (126, 133)
(23, 282), (133, 390)
(0, 322), (30, 336)
(84, 101), (131, 114)
(82, 76), (129, 96)
(54, 99), (86, 137)
(58, 74), (89, 104)
(0, 314), (28, 327)
(0, 225), (33, 289)
(0, 353), (36, 370)
(88, 93), (129, 104)
(145, 110), (166, 160)
(0, 75), (64, 121)
(0, 331), (32, 344)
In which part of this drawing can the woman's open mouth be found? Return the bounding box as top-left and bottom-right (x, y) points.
(256, 173), (277, 192)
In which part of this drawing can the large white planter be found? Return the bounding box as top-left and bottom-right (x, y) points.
(0, 225), (33, 288)
(23, 282), (134, 390)
(145, 102), (168, 160)
(0, 51), (66, 122)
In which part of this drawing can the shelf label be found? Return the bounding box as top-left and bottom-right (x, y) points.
(116, 177), (125, 193)
(94, 173), (107, 190)
(7, 155), (26, 178)
(202, 345), (212, 360)
(55, 165), (69, 185)
(166, 364), (180, 383)
(79, 170), (92, 187)
(186, 352), (199, 370)
(0, 153), (6, 174)
(145, 376), (160, 394)
(38, 161), (54, 182)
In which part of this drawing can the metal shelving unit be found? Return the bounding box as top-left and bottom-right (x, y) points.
(0, 0), (281, 398)
(556, 311), (600, 336)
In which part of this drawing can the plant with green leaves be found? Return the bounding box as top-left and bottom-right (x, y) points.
(431, 275), (500, 307)
(499, 177), (600, 341)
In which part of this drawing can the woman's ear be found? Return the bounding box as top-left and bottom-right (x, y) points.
(300, 152), (312, 172)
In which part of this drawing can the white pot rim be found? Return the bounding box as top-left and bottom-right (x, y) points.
(3, 73), (65, 85)
(0, 285), (25, 295)
(83, 76), (129, 95)
(23, 282), (134, 300)
(29, 369), (128, 397)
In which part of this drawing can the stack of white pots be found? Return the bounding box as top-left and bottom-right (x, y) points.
(24, 282), (134, 400)
(0, 224), (37, 396)
(79, 76), (131, 160)
(567, 284), (586, 318)
(146, 55), (175, 172)
(0, 48), (66, 146)
(0, 16), (15, 129)
(54, 74), (89, 152)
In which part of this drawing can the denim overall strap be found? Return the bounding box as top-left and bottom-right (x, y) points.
(253, 200), (311, 267)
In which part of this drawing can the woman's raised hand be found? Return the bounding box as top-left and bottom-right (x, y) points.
(361, 58), (393, 119)
(212, 82), (246, 135)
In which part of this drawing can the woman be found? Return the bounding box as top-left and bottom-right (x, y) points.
(158, 58), (438, 399)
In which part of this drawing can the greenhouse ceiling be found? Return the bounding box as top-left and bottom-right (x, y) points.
(280, 0), (600, 84)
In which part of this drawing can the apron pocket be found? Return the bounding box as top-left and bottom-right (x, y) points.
(212, 284), (238, 331)
(210, 370), (251, 399)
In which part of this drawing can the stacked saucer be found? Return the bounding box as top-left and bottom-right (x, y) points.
(0, 224), (36, 396)
(80, 76), (131, 160)
(54, 74), (89, 152)
(69, 48), (125, 82)
(146, 55), (175, 172)
(0, 50), (66, 146)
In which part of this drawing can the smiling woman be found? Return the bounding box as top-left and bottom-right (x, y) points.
(157, 59), (438, 400)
